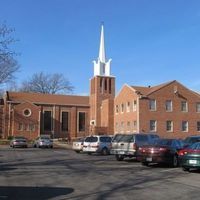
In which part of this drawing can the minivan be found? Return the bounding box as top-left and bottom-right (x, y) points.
(82, 135), (112, 155)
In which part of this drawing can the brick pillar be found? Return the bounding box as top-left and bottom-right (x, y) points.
(70, 107), (77, 140)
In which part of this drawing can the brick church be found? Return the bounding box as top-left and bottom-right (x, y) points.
(1, 25), (200, 140)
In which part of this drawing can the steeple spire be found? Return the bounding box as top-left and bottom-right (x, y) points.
(99, 24), (106, 63)
(93, 24), (112, 77)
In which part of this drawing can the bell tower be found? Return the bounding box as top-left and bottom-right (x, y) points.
(89, 25), (115, 135)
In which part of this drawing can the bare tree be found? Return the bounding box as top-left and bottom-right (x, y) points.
(20, 72), (74, 94)
(0, 22), (19, 85)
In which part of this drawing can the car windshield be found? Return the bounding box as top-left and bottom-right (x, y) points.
(85, 136), (98, 143)
(184, 137), (200, 144)
(155, 139), (172, 146)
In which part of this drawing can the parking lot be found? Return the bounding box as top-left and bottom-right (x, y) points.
(0, 146), (200, 200)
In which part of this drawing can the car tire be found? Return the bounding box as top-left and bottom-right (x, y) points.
(172, 155), (178, 167)
(101, 148), (109, 155)
(116, 154), (124, 161)
(75, 150), (80, 153)
(182, 167), (190, 172)
(142, 162), (149, 166)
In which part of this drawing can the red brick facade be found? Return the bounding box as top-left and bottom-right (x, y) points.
(114, 81), (200, 139)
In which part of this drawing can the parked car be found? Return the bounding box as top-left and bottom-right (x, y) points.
(72, 138), (85, 153)
(139, 138), (184, 167)
(183, 135), (200, 147)
(82, 135), (112, 155)
(178, 142), (200, 171)
(110, 133), (159, 161)
(33, 135), (53, 148)
(10, 136), (28, 148)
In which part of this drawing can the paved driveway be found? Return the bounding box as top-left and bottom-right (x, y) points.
(0, 146), (200, 200)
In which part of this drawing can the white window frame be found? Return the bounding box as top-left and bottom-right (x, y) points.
(133, 100), (137, 111)
(181, 121), (188, 132)
(149, 99), (156, 111)
(196, 103), (200, 113)
(126, 102), (130, 112)
(166, 120), (173, 132)
(150, 120), (157, 132)
(181, 101), (188, 112)
(166, 100), (172, 112)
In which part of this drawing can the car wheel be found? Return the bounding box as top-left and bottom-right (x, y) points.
(75, 150), (80, 153)
(182, 167), (190, 172)
(142, 162), (149, 166)
(172, 155), (178, 167)
(101, 148), (109, 155)
(115, 154), (124, 161)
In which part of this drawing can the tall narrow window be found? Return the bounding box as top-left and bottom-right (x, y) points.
(166, 120), (173, 132)
(150, 120), (156, 132)
(109, 79), (112, 94)
(133, 121), (137, 130)
(181, 101), (188, 112)
(44, 111), (52, 131)
(78, 112), (86, 132)
(149, 99), (156, 111)
(196, 103), (200, 112)
(182, 121), (188, 132)
(166, 100), (172, 111)
(18, 123), (23, 131)
(105, 78), (107, 90)
(61, 112), (68, 131)
(126, 102), (130, 112)
(133, 100), (137, 111)
(197, 121), (200, 132)
(121, 103), (124, 113)
(115, 105), (119, 114)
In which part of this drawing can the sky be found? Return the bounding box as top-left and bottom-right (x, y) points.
(1, 0), (200, 95)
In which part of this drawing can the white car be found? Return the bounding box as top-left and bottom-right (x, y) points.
(82, 135), (112, 155)
(33, 135), (53, 148)
(72, 138), (85, 153)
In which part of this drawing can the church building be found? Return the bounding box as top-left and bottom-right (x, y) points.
(1, 25), (200, 140)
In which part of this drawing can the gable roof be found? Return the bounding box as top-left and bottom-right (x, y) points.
(130, 80), (176, 96)
(6, 92), (89, 106)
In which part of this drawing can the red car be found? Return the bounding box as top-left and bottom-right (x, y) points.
(139, 139), (184, 167)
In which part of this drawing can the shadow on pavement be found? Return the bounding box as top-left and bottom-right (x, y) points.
(0, 186), (74, 200)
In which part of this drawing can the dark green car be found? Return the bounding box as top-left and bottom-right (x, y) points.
(181, 142), (200, 172)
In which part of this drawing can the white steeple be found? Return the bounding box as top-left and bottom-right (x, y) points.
(93, 24), (112, 77)
(99, 25), (106, 63)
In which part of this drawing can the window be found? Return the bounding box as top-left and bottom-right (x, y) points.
(182, 121), (188, 132)
(43, 111), (52, 131)
(150, 120), (156, 132)
(197, 121), (200, 132)
(149, 99), (156, 111)
(127, 121), (130, 132)
(121, 104), (124, 113)
(115, 105), (119, 114)
(166, 100), (172, 111)
(121, 121), (124, 132)
(61, 112), (68, 131)
(127, 102), (130, 112)
(133, 100), (137, 111)
(29, 124), (35, 131)
(23, 108), (31, 117)
(196, 103), (200, 112)
(133, 121), (137, 130)
(181, 101), (188, 112)
(78, 112), (86, 132)
(166, 120), (173, 132)
(18, 123), (23, 131)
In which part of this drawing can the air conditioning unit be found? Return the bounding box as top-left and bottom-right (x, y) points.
(90, 120), (96, 126)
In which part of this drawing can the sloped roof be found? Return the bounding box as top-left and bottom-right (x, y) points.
(130, 80), (175, 96)
(6, 92), (89, 106)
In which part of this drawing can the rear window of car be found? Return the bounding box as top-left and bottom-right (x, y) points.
(85, 136), (98, 143)
(112, 134), (123, 142)
(135, 135), (148, 142)
(184, 137), (200, 144)
(119, 135), (134, 142)
(100, 137), (112, 143)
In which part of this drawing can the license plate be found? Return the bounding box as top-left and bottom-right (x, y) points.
(146, 157), (152, 162)
(189, 160), (197, 164)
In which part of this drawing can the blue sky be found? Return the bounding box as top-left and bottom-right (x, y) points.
(1, 0), (200, 95)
